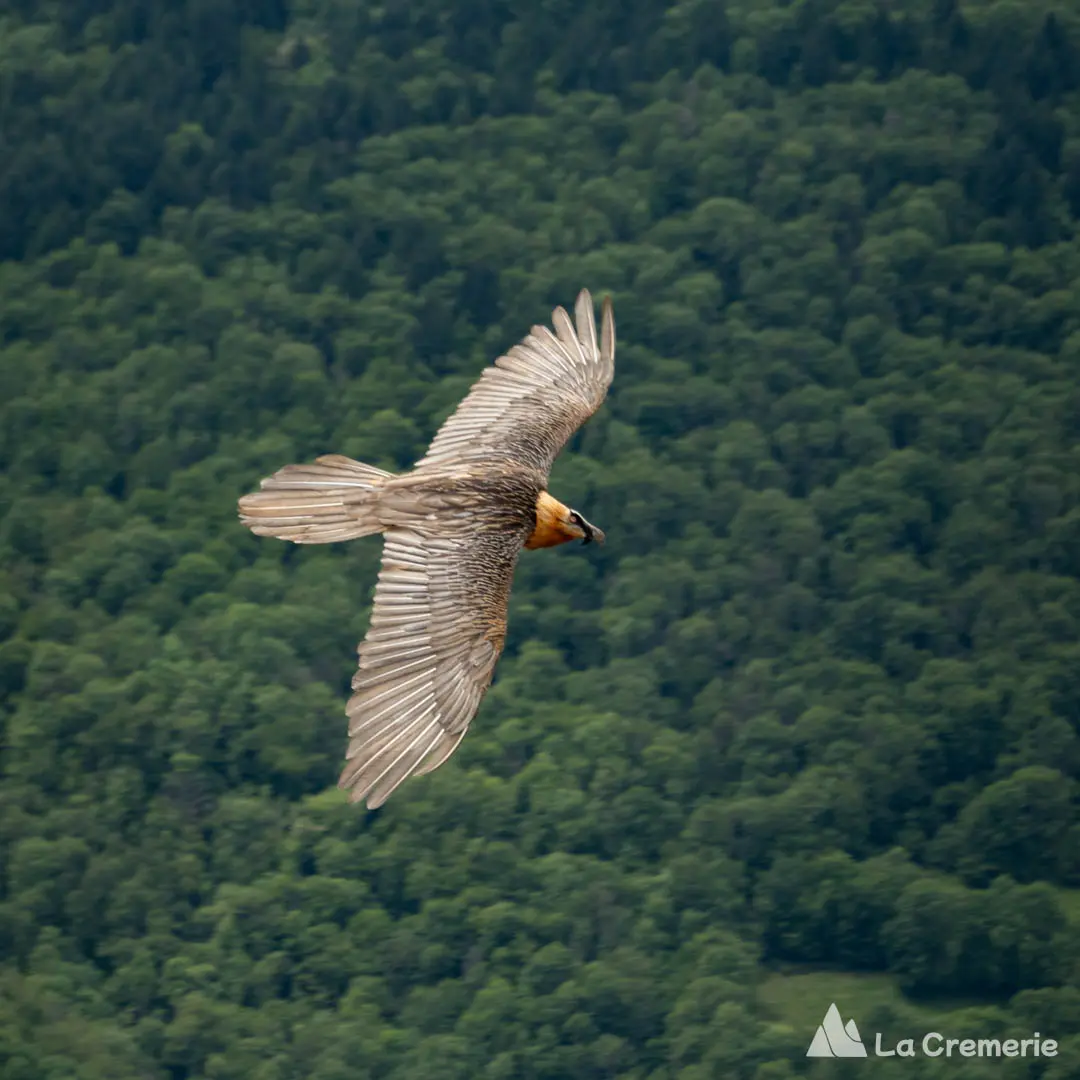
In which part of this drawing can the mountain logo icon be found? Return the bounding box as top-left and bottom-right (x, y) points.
(806, 1003), (868, 1057)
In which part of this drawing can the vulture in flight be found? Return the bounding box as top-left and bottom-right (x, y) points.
(239, 290), (615, 807)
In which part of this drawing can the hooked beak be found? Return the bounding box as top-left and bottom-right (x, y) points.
(580, 518), (605, 546)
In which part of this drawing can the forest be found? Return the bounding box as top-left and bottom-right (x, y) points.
(1, 0), (1079, 1076)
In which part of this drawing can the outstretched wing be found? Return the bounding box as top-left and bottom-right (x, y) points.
(338, 525), (522, 808)
(414, 289), (615, 480)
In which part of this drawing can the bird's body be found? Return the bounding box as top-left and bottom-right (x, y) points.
(377, 461), (542, 542)
(238, 290), (614, 808)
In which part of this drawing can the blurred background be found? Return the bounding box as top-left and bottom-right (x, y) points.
(0, 1), (1078, 1077)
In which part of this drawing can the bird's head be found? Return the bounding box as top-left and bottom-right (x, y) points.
(526, 492), (605, 549)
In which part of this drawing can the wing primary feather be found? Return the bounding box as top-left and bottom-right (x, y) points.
(344, 710), (439, 796)
(574, 289), (597, 359)
(352, 654), (435, 687)
(346, 699), (436, 762)
(347, 668), (434, 711)
(341, 709), (439, 792)
(355, 716), (443, 808)
(347, 680), (434, 734)
(552, 306), (585, 366)
(600, 294), (615, 367)
(413, 730), (466, 776)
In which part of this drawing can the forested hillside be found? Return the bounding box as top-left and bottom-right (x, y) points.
(2, 0), (1080, 1076)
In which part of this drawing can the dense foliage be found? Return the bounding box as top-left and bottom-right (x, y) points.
(2, 0), (1080, 1077)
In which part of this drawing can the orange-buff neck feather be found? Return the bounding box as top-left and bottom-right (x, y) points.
(525, 491), (578, 549)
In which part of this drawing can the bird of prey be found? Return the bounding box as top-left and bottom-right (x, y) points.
(238, 290), (615, 808)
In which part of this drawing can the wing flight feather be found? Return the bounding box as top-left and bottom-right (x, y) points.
(338, 527), (520, 808)
(414, 290), (615, 480)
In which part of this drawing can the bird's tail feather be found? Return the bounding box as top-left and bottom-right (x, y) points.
(238, 454), (393, 544)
